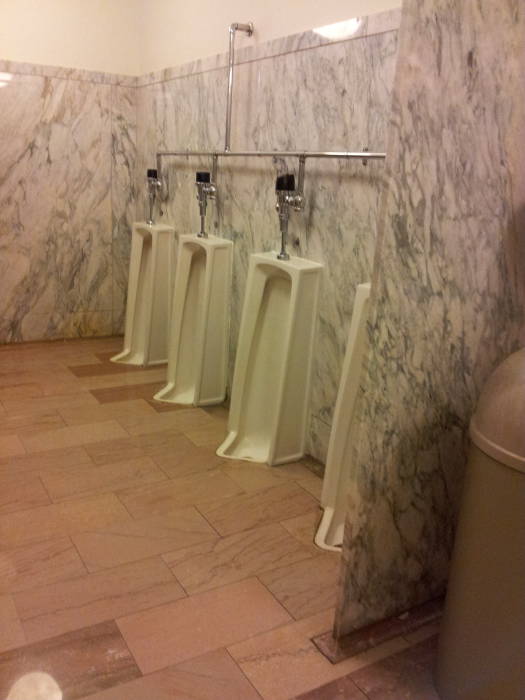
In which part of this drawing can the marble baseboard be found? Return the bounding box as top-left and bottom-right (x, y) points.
(314, 597), (442, 664)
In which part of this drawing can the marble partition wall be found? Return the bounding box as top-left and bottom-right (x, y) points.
(334, 0), (525, 636)
(0, 62), (136, 341)
(135, 9), (401, 462)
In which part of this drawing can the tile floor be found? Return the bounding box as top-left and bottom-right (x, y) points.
(0, 337), (441, 699)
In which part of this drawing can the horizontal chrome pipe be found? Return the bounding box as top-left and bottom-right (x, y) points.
(157, 150), (386, 161)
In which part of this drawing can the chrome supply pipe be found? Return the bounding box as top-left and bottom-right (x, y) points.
(225, 22), (254, 152)
(157, 149), (385, 161)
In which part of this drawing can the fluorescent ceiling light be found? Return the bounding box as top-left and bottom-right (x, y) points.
(314, 18), (362, 40)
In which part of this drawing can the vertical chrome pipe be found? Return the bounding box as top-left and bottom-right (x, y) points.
(225, 22), (253, 152)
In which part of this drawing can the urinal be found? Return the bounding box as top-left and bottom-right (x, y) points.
(217, 251), (323, 465)
(111, 222), (175, 366)
(154, 234), (233, 406)
(315, 283), (371, 551)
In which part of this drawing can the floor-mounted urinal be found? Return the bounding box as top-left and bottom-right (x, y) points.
(154, 233), (233, 406)
(315, 282), (371, 551)
(112, 222), (175, 367)
(217, 251), (323, 465)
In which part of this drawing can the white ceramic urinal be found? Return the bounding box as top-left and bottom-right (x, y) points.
(112, 222), (175, 367)
(154, 234), (233, 406)
(315, 282), (371, 551)
(217, 251), (323, 465)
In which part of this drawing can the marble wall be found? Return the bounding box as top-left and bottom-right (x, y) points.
(334, 0), (525, 636)
(135, 10), (400, 461)
(0, 62), (136, 341)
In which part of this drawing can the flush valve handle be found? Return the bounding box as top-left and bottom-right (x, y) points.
(195, 171), (217, 238)
(275, 173), (297, 260)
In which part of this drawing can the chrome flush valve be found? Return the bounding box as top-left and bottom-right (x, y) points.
(195, 171), (217, 238)
(146, 168), (162, 225)
(275, 173), (298, 260)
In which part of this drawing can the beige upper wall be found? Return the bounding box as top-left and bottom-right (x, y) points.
(0, 0), (143, 75)
(0, 0), (401, 75)
(138, 0), (401, 74)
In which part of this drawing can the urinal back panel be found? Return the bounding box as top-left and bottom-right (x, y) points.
(112, 223), (175, 367)
(218, 252), (323, 466)
(235, 269), (292, 462)
(172, 246), (206, 403)
(128, 235), (152, 365)
(274, 268), (321, 463)
(148, 231), (175, 364)
(155, 235), (232, 407)
(315, 282), (371, 550)
(200, 245), (233, 404)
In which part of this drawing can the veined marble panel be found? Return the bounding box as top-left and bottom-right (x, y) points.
(136, 18), (399, 462)
(335, 0), (525, 636)
(0, 70), (136, 341)
(0, 59), (137, 87)
(111, 86), (137, 334)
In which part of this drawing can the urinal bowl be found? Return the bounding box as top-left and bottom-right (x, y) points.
(154, 234), (233, 406)
(218, 251), (323, 466)
(112, 222), (175, 367)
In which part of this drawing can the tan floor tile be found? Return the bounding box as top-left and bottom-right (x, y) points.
(72, 507), (217, 572)
(0, 473), (50, 515)
(297, 476), (323, 500)
(81, 648), (261, 700)
(69, 361), (163, 378)
(0, 620), (141, 700)
(78, 367), (168, 390)
(117, 577), (291, 673)
(281, 510), (323, 547)
(86, 429), (198, 466)
(118, 407), (215, 436)
(222, 461), (314, 494)
(152, 436), (226, 479)
(0, 594), (25, 653)
(0, 382), (43, 400)
(164, 523), (316, 595)
(0, 537), (87, 594)
(0, 445), (92, 478)
(21, 419), (129, 453)
(258, 553), (341, 620)
(1, 391), (98, 416)
(58, 398), (157, 426)
(89, 381), (165, 404)
(0, 493), (131, 549)
(41, 456), (166, 502)
(0, 435), (25, 459)
(0, 369), (77, 389)
(229, 611), (409, 700)
(184, 421), (228, 448)
(0, 410), (65, 438)
(16, 556), (186, 643)
(202, 404), (230, 423)
(119, 470), (243, 519)
(199, 483), (320, 536)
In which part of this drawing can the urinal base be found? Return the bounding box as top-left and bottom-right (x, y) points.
(216, 431), (304, 466)
(314, 507), (344, 552)
(110, 350), (167, 367)
(153, 383), (226, 407)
